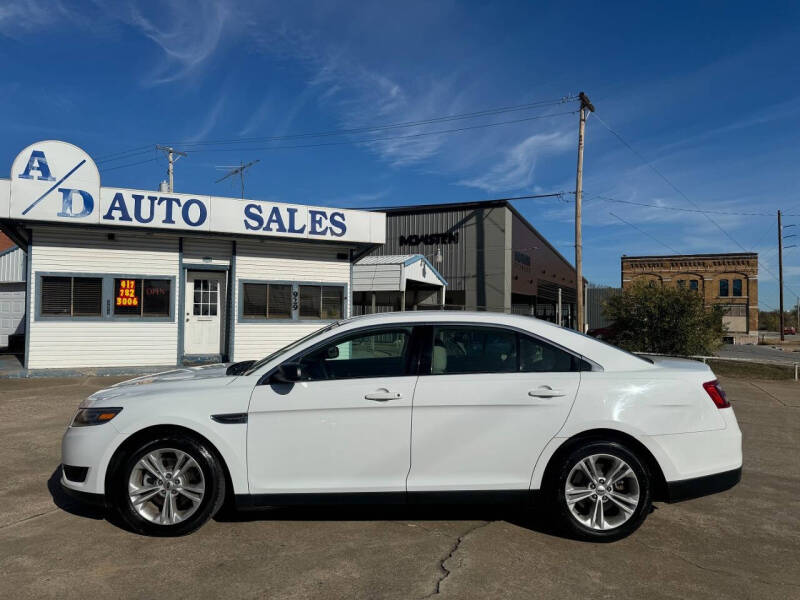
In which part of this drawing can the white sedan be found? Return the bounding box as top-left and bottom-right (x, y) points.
(61, 312), (741, 540)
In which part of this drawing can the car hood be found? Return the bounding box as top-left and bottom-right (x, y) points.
(110, 363), (232, 387)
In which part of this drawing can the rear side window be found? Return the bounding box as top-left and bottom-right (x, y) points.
(519, 335), (581, 372)
(428, 325), (585, 374)
(431, 326), (517, 374)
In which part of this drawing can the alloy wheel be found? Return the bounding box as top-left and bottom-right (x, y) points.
(128, 448), (206, 525)
(564, 453), (640, 531)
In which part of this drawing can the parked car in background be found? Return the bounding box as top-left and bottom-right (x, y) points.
(784, 326), (797, 335)
(61, 312), (742, 541)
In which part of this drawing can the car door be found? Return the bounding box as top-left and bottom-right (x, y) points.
(247, 326), (418, 495)
(407, 324), (583, 493)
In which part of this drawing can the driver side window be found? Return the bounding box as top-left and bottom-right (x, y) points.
(297, 328), (412, 381)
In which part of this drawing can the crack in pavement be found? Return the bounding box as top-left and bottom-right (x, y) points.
(0, 507), (60, 531)
(422, 521), (492, 598)
(635, 539), (800, 589)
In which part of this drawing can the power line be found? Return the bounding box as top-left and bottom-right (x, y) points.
(608, 211), (682, 254)
(170, 97), (578, 148)
(99, 156), (160, 173)
(94, 96), (577, 164)
(173, 110), (578, 154)
(591, 112), (799, 298)
(593, 195), (778, 217)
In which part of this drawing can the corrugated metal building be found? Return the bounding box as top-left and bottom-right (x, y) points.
(0, 234), (26, 347)
(366, 200), (581, 327)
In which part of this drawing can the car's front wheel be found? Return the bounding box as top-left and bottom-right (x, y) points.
(109, 433), (226, 536)
(549, 441), (651, 541)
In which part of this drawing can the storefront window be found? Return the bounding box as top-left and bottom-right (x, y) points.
(241, 282), (344, 321)
(242, 283), (292, 319)
(114, 278), (171, 317)
(41, 276), (102, 317)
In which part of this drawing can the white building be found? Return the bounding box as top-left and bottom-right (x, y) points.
(0, 140), (385, 373)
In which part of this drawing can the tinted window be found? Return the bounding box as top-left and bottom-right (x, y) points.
(431, 326), (517, 375)
(298, 328), (411, 381)
(519, 335), (579, 372)
(719, 279), (729, 297)
(689, 280), (698, 291)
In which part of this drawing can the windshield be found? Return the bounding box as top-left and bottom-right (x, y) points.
(243, 322), (341, 375)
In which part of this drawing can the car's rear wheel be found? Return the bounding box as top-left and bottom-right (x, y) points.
(548, 441), (651, 541)
(110, 433), (226, 536)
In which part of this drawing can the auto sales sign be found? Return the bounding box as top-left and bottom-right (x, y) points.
(0, 140), (385, 244)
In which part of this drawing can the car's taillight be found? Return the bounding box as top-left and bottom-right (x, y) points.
(703, 380), (730, 409)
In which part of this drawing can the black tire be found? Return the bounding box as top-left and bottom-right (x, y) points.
(109, 432), (226, 537)
(546, 440), (651, 542)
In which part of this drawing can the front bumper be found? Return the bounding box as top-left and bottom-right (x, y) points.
(60, 472), (107, 508)
(61, 420), (125, 496)
(666, 466), (742, 502)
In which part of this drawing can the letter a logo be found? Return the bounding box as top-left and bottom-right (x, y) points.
(18, 150), (56, 181)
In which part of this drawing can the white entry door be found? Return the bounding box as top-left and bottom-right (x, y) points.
(184, 271), (226, 355)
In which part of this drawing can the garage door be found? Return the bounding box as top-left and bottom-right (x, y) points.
(0, 283), (26, 347)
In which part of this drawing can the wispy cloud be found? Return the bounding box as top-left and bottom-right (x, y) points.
(458, 131), (574, 193)
(184, 93), (227, 142)
(0, 0), (79, 36)
(123, 0), (232, 86)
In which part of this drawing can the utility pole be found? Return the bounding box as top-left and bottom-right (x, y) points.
(156, 145), (187, 193)
(215, 160), (261, 199)
(779, 210), (784, 341)
(574, 91), (594, 332)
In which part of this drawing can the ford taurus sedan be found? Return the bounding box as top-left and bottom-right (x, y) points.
(61, 312), (742, 540)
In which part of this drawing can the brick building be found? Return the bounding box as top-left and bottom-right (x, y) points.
(621, 253), (758, 334)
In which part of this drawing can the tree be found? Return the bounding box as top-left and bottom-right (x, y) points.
(603, 282), (725, 355)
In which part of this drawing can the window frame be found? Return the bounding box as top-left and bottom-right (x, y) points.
(257, 322), (599, 385)
(425, 323), (591, 376)
(238, 279), (348, 323)
(295, 326), (415, 381)
(35, 272), (176, 322)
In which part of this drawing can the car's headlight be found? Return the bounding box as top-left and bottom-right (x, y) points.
(71, 407), (123, 427)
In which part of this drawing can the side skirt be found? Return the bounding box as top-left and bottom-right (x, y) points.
(235, 490), (537, 510)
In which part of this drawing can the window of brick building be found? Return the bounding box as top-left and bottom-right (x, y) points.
(719, 279), (729, 297)
(733, 279), (743, 297)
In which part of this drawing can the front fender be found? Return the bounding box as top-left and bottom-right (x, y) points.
(105, 414), (249, 495)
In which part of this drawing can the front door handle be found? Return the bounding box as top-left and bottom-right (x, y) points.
(529, 387), (566, 398)
(364, 389), (403, 401)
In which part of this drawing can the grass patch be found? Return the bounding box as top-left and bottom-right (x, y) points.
(707, 358), (797, 381)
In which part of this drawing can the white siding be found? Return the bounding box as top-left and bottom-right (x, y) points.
(352, 264), (402, 291)
(183, 236), (232, 267)
(233, 239), (351, 361)
(28, 227), (179, 368)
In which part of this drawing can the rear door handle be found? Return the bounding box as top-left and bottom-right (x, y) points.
(529, 387), (566, 398)
(364, 389), (403, 401)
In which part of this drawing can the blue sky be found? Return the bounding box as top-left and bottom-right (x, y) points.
(1, 1), (799, 309)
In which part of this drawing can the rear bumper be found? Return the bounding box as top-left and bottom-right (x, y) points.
(666, 466), (741, 503)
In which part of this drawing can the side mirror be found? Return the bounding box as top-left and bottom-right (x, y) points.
(326, 346), (340, 360)
(270, 363), (302, 384)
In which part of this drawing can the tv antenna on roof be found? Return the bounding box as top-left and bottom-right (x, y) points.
(215, 159), (260, 199)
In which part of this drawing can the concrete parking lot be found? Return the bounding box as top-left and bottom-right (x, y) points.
(1, 376), (798, 599)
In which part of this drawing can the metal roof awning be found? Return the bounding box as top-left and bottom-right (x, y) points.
(352, 254), (447, 292)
